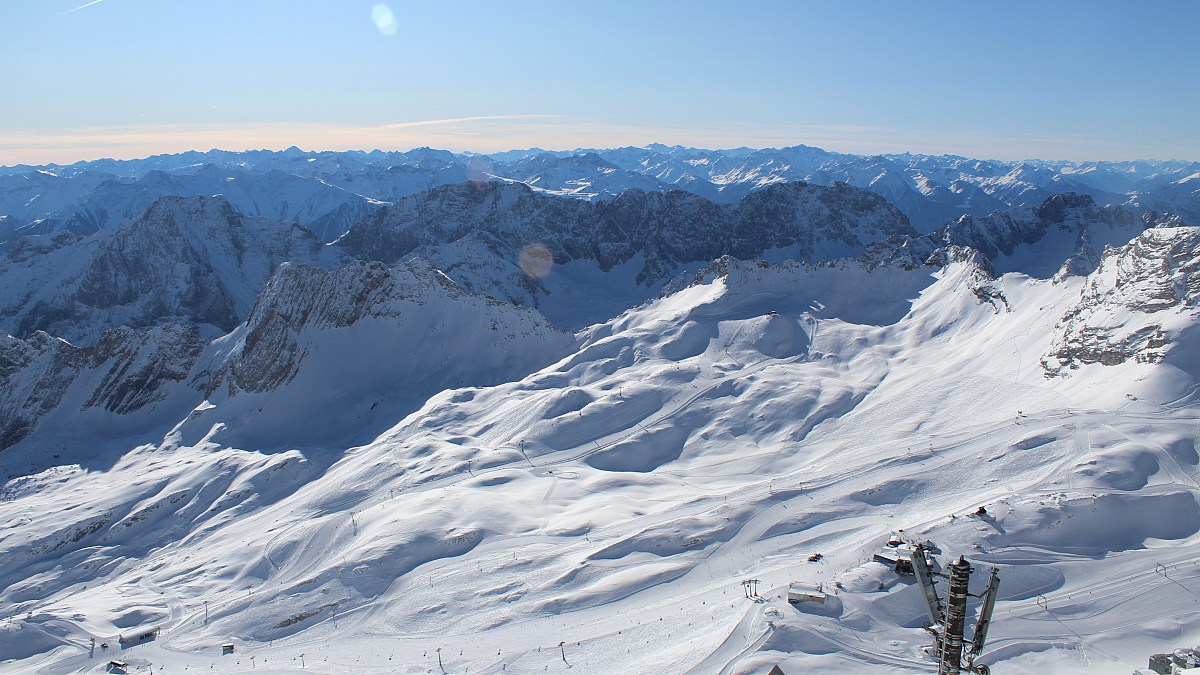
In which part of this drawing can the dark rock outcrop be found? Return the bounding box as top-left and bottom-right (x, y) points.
(338, 180), (917, 295)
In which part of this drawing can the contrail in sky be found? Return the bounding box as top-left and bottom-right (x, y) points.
(66, 0), (106, 13)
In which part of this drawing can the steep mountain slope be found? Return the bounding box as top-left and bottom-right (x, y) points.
(1, 240), (1198, 673)
(186, 259), (576, 451)
(0, 195), (340, 343)
(1128, 170), (1200, 229)
(0, 325), (204, 449)
(0, 169), (114, 224)
(0, 214), (21, 241)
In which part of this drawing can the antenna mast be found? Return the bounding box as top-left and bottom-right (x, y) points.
(912, 548), (1000, 675)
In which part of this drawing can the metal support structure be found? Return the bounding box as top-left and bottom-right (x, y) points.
(937, 556), (972, 675)
(968, 567), (1000, 667)
(912, 545), (944, 625)
(918, 550), (1000, 675)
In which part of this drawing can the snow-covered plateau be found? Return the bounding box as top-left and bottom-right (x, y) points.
(0, 146), (1198, 675)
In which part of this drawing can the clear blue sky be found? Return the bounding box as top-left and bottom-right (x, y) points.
(2, 1), (1198, 164)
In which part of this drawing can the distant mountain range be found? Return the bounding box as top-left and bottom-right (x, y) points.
(2, 145), (1196, 246)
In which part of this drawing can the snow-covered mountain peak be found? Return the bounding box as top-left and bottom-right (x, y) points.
(138, 193), (241, 229)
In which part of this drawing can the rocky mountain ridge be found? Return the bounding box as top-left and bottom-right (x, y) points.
(339, 180), (918, 313)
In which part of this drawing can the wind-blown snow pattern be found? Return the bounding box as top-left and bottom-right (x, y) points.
(0, 149), (1199, 674)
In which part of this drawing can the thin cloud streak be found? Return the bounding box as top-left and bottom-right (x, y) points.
(65, 0), (106, 14)
(378, 115), (562, 130)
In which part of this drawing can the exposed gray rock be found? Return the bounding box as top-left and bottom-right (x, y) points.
(868, 193), (1183, 281)
(204, 259), (574, 401)
(0, 332), (82, 448)
(0, 324), (204, 448)
(83, 324), (205, 414)
(1042, 227), (1200, 375)
(0, 195), (340, 344)
(338, 180), (917, 306)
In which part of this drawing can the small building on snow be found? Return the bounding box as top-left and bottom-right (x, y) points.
(874, 539), (920, 575)
(118, 626), (159, 648)
(787, 582), (827, 604)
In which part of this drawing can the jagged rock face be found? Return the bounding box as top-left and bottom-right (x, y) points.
(339, 180), (915, 297)
(596, 189), (729, 282)
(5, 230), (81, 263)
(338, 181), (595, 267)
(940, 207), (1046, 261)
(0, 325), (204, 448)
(212, 261), (465, 394)
(729, 181), (911, 260)
(306, 200), (382, 244)
(0, 195), (337, 344)
(0, 333), (82, 448)
(207, 259), (574, 398)
(1042, 227), (1200, 375)
(84, 324), (205, 414)
(0, 257), (576, 452)
(870, 193), (1183, 280)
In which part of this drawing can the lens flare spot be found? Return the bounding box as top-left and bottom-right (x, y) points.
(371, 4), (398, 36)
(519, 243), (554, 279)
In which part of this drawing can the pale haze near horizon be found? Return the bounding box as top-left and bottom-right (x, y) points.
(2, 0), (1198, 166)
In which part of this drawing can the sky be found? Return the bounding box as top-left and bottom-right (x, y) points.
(2, 0), (1199, 166)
